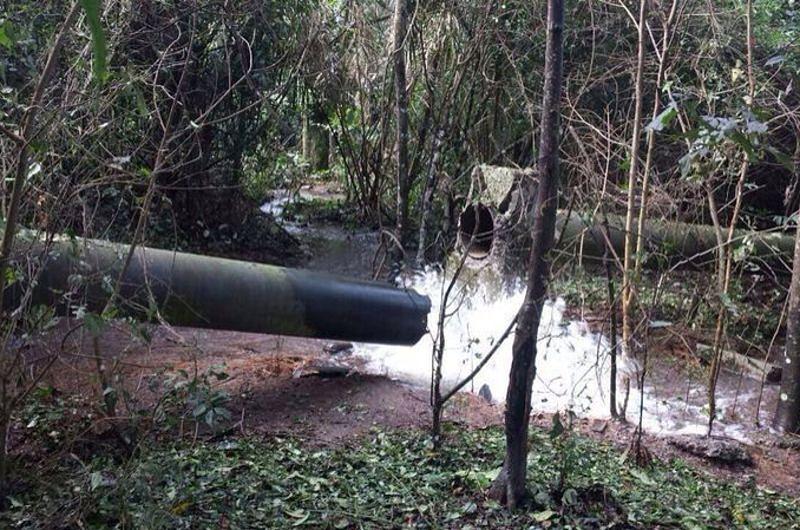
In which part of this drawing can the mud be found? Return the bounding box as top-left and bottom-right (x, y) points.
(13, 320), (799, 496)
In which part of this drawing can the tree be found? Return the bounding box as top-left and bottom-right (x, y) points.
(620, 0), (648, 419)
(392, 0), (411, 256)
(775, 215), (800, 433)
(490, 0), (565, 508)
(0, 3), (81, 488)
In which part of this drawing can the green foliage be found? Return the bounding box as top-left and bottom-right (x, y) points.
(678, 111), (769, 181)
(646, 102), (678, 133)
(153, 364), (232, 432)
(0, 19), (14, 49)
(551, 269), (783, 346)
(242, 151), (309, 202)
(14, 386), (96, 455)
(78, 0), (107, 82)
(753, 0), (800, 66)
(282, 197), (358, 227)
(4, 426), (798, 529)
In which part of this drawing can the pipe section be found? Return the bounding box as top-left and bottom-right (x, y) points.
(5, 236), (431, 345)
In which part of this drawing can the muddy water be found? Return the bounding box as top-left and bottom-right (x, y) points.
(262, 188), (379, 279)
(262, 193), (779, 441)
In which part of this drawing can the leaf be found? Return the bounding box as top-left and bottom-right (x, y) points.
(170, 499), (192, 515)
(0, 20), (14, 50)
(745, 117), (768, 134)
(285, 508), (310, 526)
(26, 162), (42, 180)
(767, 146), (795, 171)
(646, 103), (678, 132)
(8, 496), (23, 508)
(719, 292), (739, 316)
(534, 490), (552, 505)
(78, 0), (108, 82)
(193, 403), (208, 419)
(83, 312), (108, 337)
(90, 471), (103, 491)
(533, 509), (556, 522)
(733, 239), (753, 263)
(562, 488), (578, 506)
(629, 467), (656, 486)
(765, 55), (784, 67)
(728, 131), (757, 161)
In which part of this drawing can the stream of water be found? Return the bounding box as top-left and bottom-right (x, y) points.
(263, 193), (779, 441)
(355, 264), (779, 441)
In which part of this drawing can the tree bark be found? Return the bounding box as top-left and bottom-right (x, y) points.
(620, 0), (649, 418)
(392, 0), (410, 255)
(416, 126), (444, 266)
(302, 102), (330, 171)
(775, 219), (800, 433)
(491, 0), (564, 508)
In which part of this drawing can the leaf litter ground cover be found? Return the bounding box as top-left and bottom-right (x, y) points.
(3, 425), (798, 529)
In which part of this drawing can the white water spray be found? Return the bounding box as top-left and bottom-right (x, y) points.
(355, 264), (762, 441)
(356, 263), (619, 417)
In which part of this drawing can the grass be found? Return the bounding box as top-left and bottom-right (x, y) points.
(3, 424), (798, 529)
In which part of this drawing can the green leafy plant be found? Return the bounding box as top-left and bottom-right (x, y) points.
(156, 364), (232, 432)
(5, 425), (799, 529)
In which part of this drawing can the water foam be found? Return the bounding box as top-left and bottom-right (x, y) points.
(354, 264), (760, 441)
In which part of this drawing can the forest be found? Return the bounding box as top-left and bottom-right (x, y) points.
(1, 0), (800, 528)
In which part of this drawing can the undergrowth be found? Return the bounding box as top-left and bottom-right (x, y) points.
(551, 268), (785, 347)
(3, 425), (798, 529)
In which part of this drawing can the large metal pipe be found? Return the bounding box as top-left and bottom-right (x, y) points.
(5, 236), (431, 345)
(556, 212), (794, 271)
(458, 164), (794, 272)
(459, 208), (794, 271)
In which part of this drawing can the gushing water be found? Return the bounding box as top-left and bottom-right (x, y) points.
(356, 263), (619, 417)
(259, 191), (775, 441)
(355, 263), (771, 441)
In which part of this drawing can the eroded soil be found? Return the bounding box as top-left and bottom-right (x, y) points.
(11, 321), (800, 498)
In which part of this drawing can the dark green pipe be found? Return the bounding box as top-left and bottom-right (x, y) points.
(558, 212), (793, 271)
(5, 236), (431, 345)
(459, 207), (793, 272)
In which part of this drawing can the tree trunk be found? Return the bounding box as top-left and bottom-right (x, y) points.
(0, 2), (81, 493)
(392, 0), (410, 255)
(775, 219), (800, 433)
(416, 126), (444, 266)
(302, 102), (330, 172)
(491, 0), (565, 508)
(603, 216), (619, 419)
(620, 0), (649, 417)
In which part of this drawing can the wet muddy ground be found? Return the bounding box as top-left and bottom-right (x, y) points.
(20, 321), (800, 496)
